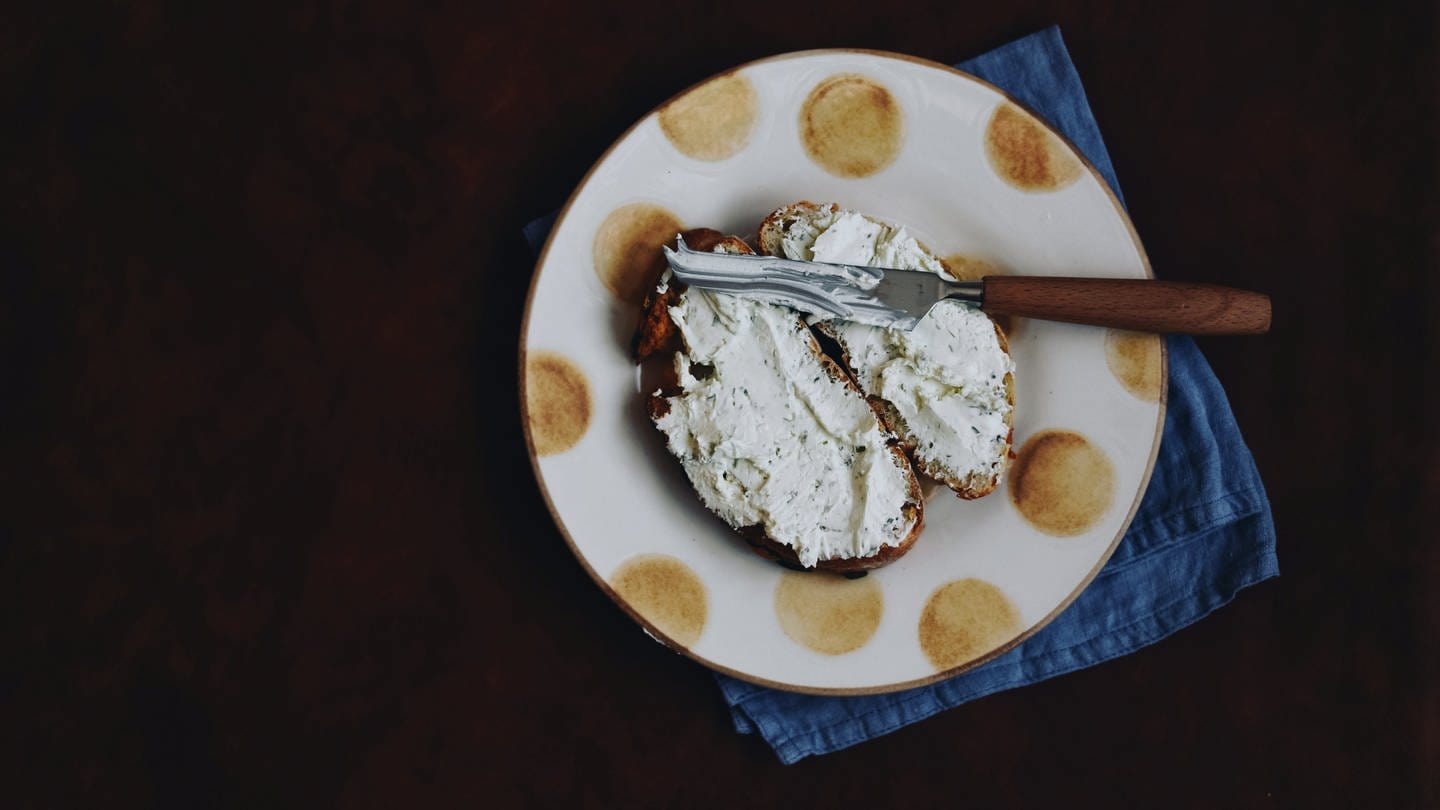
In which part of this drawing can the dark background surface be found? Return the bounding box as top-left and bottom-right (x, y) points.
(3, 1), (1437, 807)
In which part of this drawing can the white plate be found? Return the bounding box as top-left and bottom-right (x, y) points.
(521, 50), (1165, 694)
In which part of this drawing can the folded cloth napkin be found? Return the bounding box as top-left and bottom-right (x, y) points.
(523, 25), (1278, 765)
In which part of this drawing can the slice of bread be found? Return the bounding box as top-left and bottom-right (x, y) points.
(636, 228), (924, 571)
(758, 203), (1016, 498)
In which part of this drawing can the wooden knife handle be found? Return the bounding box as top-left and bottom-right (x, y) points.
(980, 277), (1272, 335)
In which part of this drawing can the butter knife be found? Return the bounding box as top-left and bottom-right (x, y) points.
(662, 238), (1271, 335)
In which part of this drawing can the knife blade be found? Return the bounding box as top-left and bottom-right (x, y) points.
(661, 237), (1271, 336)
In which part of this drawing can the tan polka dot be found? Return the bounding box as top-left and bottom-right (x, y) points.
(659, 74), (758, 161)
(1009, 430), (1115, 536)
(526, 351), (591, 456)
(1105, 329), (1163, 402)
(800, 74), (904, 178)
(984, 103), (1083, 192)
(610, 554), (708, 647)
(774, 572), (883, 655)
(593, 203), (684, 305)
(943, 254), (1016, 337)
(918, 578), (1022, 670)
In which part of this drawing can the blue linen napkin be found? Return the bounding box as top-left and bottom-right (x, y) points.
(523, 25), (1278, 765)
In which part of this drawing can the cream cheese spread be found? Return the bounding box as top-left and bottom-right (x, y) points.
(778, 207), (1015, 487)
(652, 283), (917, 568)
(780, 204), (950, 277)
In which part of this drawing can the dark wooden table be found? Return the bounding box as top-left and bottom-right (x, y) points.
(5, 3), (1437, 807)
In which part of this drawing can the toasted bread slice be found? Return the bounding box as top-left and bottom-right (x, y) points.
(636, 228), (923, 570)
(758, 203), (1016, 498)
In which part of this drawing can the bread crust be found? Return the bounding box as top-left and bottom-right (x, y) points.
(634, 228), (923, 571)
(758, 203), (1017, 498)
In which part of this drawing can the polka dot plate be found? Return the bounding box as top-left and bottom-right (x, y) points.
(521, 50), (1165, 694)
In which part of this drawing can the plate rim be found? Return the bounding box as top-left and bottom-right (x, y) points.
(518, 47), (1169, 696)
